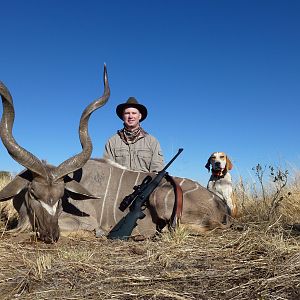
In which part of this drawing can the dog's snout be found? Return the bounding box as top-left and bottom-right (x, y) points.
(213, 161), (222, 170)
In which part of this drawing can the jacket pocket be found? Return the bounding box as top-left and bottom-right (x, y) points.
(136, 149), (152, 159)
(115, 149), (129, 157)
(114, 149), (129, 166)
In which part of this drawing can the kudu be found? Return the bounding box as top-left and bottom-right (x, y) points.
(0, 65), (110, 243)
(0, 67), (232, 243)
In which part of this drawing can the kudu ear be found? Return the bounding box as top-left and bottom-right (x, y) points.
(0, 176), (28, 201)
(205, 159), (211, 172)
(65, 180), (100, 199)
(226, 156), (233, 171)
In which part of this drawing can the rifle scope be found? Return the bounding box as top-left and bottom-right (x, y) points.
(118, 175), (152, 211)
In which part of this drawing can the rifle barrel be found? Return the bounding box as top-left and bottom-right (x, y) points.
(162, 148), (183, 172)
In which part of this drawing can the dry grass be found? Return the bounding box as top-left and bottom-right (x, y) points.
(235, 168), (300, 225)
(0, 172), (18, 231)
(0, 170), (299, 300)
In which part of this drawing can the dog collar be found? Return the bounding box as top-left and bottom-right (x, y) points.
(212, 169), (227, 178)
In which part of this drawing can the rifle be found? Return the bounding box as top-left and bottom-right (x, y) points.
(107, 148), (183, 240)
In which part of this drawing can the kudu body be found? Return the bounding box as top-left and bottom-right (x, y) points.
(58, 159), (232, 237)
(0, 66), (110, 243)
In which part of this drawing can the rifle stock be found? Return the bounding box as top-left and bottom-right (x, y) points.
(107, 200), (146, 240)
(108, 148), (183, 240)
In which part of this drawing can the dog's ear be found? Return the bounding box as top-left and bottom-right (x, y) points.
(226, 156), (233, 171)
(205, 159), (211, 172)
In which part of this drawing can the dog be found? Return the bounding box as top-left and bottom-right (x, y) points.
(205, 152), (237, 217)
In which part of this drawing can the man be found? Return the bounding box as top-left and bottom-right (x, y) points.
(103, 97), (164, 172)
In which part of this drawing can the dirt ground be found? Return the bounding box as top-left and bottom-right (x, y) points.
(0, 222), (299, 300)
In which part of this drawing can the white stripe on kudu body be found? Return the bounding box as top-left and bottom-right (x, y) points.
(153, 181), (170, 213)
(113, 169), (126, 223)
(181, 179), (199, 196)
(99, 166), (112, 226)
(60, 159), (232, 237)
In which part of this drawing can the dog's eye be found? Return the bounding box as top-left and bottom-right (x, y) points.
(211, 156), (216, 160)
(220, 156), (225, 159)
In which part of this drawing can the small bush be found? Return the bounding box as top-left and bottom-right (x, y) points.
(234, 164), (300, 226)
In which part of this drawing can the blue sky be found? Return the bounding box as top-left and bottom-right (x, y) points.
(0, 0), (299, 185)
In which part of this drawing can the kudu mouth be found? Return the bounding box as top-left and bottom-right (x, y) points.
(36, 226), (60, 244)
(0, 64), (110, 242)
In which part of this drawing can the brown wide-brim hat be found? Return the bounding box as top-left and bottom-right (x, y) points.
(116, 97), (148, 122)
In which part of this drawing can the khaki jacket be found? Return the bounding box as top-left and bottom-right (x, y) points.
(103, 133), (164, 172)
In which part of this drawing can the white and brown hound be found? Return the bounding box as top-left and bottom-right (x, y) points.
(205, 152), (237, 217)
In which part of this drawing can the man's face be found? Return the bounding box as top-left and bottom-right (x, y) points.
(122, 107), (142, 130)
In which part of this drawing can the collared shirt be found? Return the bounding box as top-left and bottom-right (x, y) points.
(103, 131), (164, 172)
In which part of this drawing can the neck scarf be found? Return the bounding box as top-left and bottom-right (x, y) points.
(118, 127), (148, 144)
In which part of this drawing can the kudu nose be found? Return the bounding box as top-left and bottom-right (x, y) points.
(38, 228), (60, 244)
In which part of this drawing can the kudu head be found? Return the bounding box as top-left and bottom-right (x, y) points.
(0, 65), (110, 243)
